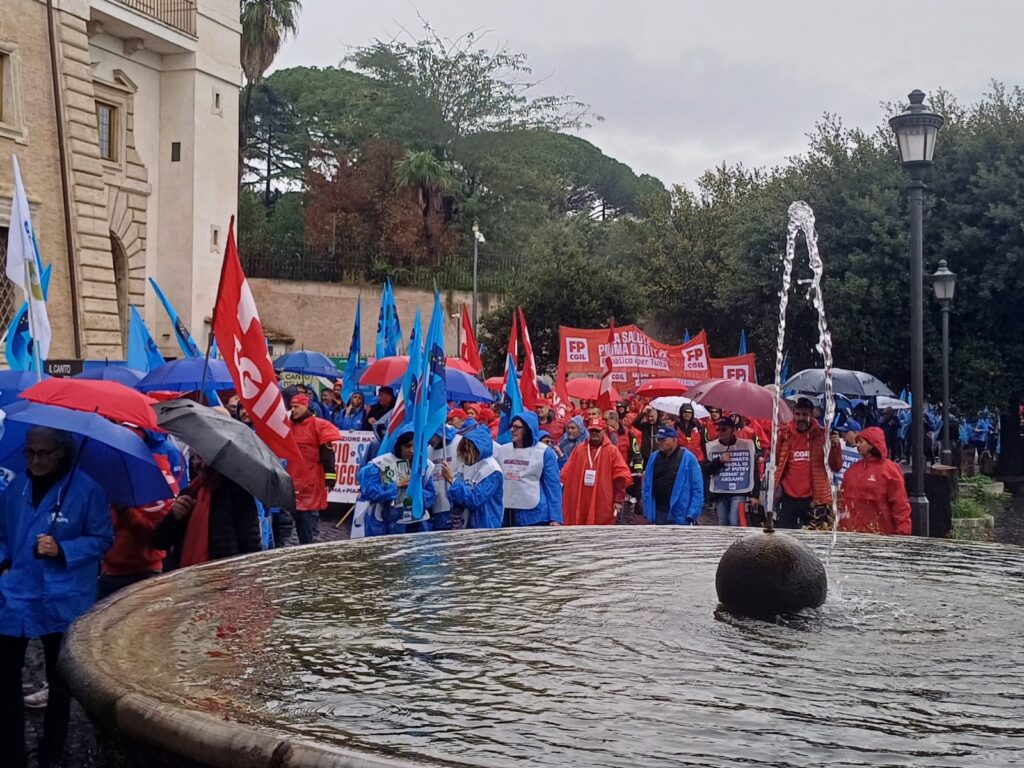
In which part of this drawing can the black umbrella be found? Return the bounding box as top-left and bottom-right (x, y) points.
(152, 399), (295, 510)
(782, 368), (895, 398)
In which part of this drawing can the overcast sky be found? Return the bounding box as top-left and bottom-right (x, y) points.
(273, 0), (1024, 188)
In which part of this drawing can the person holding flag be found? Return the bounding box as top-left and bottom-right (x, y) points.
(442, 424), (504, 530)
(357, 425), (437, 536)
(429, 426), (462, 530)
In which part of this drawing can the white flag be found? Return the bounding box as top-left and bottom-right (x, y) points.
(6, 155), (51, 361)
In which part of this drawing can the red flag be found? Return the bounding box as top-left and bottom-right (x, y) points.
(552, 358), (571, 421)
(459, 304), (483, 373)
(517, 307), (540, 409)
(213, 219), (301, 464)
(501, 310), (519, 390)
(596, 319), (616, 412)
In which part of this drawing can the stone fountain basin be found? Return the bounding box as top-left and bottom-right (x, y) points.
(61, 528), (1024, 767)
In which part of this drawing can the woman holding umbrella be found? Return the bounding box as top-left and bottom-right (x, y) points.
(0, 427), (113, 768)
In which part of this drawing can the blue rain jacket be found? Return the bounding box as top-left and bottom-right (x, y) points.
(641, 447), (704, 525)
(334, 406), (368, 432)
(0, 470), (113, 637)
(358, 426), (437, 536)
(448, 425), (504, 529)
(557, 416), (587, 469)
(496, 412), (563, 526)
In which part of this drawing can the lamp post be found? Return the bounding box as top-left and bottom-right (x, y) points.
(931, 259), (957, 467)
(890, 89), (944, 537)
(471, 222), (485, 332)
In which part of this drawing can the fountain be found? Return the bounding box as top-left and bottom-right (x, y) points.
(61, 529), (1024, 766)
(716, 201), (835, 617)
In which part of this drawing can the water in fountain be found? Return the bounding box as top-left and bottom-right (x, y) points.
(765, 202), (837, 548)
(64, 530), (1024, 767)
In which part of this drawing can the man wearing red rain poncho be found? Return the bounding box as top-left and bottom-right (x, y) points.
(287, 394), (341, 545)
(560, 417), (633, 525)
(839, 426), (912, 535)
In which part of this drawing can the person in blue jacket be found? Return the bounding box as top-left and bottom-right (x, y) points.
(443, 425), (504, 529)
(493, 412), (563, 526)
(642, 426), (704, 525)
(357, 425), (436, 536)
(556, 415), (587, 469)
(335, 392), (369, 431)
(0, 427), (114, 768)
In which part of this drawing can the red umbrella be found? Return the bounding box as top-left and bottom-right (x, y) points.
(633, 377), (690, 398)
(565, 377), (621, 403)
(686, 378), (793, 423)
(484, 376), (503, 392)
(359, 356), (410, 386)
(445, 357), (479, 374)
(20, 378), (160, 430)
(360, 355), (480, 386)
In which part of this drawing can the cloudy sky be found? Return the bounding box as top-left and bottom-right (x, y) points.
(274, 0), (1024, 188)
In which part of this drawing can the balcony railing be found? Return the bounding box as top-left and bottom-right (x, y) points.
(114, 0), (197, 37)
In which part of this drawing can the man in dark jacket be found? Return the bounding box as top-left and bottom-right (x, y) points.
(152, 455), (263, 570)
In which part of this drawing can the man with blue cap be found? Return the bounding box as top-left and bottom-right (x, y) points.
(833, 419), (863, 488)
(642, 426), (703, 525)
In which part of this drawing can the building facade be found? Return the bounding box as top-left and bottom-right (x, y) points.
(0, 0), (239, 360)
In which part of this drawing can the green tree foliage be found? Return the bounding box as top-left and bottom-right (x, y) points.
(478, 220), (647, 375)
(239, 0), (302, 179)
(348, 18), (596, 156)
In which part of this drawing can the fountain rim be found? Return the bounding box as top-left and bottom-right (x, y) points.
(59, 527), (1020, 768)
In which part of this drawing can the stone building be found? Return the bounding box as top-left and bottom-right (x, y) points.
(0, 0), (239, 360)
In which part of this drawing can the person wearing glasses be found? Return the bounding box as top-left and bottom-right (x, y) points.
(493, 413), (562, 527)
(0, 427), (113, 768)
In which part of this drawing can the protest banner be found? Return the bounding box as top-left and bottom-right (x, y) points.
(559, 325), (710, 389)
(709, 353), (758, 384)
(328, 430), (377, 503)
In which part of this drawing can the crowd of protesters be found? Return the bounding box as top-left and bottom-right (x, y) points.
(0, 373), (914, 766)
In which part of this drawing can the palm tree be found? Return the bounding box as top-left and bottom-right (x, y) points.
(239, 0), (302, 182)
(395, 150), (453, 261)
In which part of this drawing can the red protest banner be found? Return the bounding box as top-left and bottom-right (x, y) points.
(709, 353), (759, 384)
(559, 325), (712, 390)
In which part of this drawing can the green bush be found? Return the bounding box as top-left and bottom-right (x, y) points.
(951, 498), (988, 519)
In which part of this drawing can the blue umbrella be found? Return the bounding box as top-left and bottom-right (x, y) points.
(273, 350), (342, 379)
(0, 401), (173, 506)
(136, 358), (234, 392)
(0, 370), (51, 407)
(390, 368), (493, 403)
(74, 365), (144, 386)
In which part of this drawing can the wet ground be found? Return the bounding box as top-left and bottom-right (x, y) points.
(27, 495), (1024, 768)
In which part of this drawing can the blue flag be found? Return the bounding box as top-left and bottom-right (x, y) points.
(5, 264), (51, 371)
(780, 352), (790, 384)
(409, 293), (447, 522)
(375, 282), (389, 360)
(379, 310), (421, 456)
(149, 277), (202, 358)
(738, 329), (747, 356)
(683, 328), (691, 343)
(127, 305), (166, 372)
(497, 353), (524, 443)
(342, 297), (365, 401)
(384, 279), (402, 357)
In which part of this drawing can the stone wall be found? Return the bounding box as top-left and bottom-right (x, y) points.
(248, 279), (502, 357)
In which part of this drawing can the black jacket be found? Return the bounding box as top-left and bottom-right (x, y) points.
(153, 475), (263, 570)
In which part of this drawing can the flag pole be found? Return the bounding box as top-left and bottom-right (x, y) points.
(24, 261), (42, 382)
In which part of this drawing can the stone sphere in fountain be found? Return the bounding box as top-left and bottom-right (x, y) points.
(715, 530), (827, 617)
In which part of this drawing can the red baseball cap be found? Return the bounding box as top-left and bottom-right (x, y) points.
(586, 417), (606, 431)
(291, 394), (309, 407)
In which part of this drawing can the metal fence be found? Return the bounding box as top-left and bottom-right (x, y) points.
(114, 0), (197, 36)
(241, 247), (524, 294)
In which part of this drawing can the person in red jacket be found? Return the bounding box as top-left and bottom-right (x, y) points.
(99, 453), (179, 598)
(839, 427), (912, 535)
(560, 418), (633, 525)
(773, 397), (843, 529)
(287, 394), (341, 544)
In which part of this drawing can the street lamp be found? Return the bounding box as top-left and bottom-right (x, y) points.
(890, 89), (944, 536)
(931, 259), (957, 467)
(471, 222), (485, 333)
